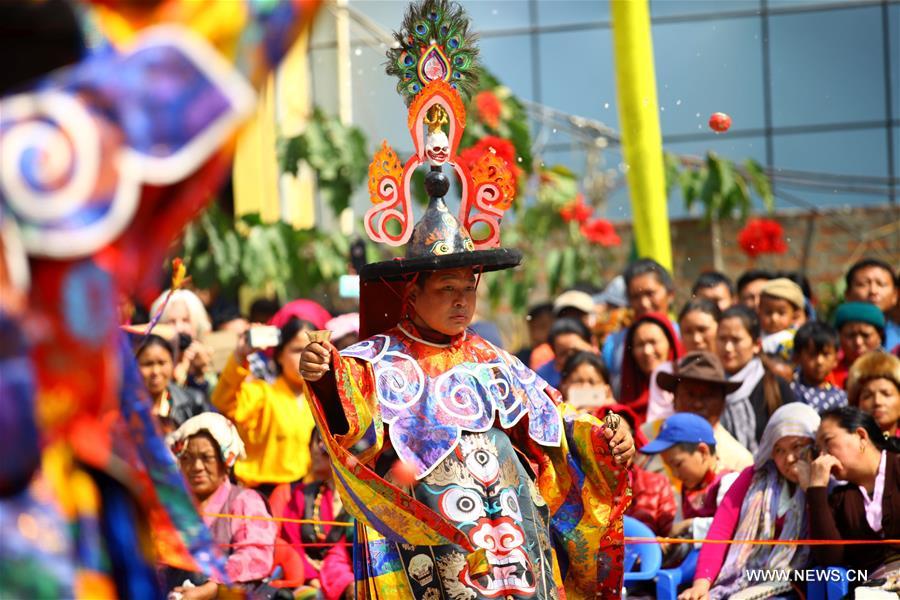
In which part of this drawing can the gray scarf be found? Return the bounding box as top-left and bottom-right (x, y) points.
(721, 357), (765, 454)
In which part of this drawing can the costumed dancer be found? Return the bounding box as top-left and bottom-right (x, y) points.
(298, 1), (634, 597)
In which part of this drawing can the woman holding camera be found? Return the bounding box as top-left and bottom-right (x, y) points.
(800, 406), (900, 579)
(211, 317), (317, 495)
(150, 288), (216, 395)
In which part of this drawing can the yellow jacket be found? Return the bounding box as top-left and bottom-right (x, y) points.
(211, 355), (315, 486)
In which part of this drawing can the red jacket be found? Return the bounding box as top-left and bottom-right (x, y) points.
(625, 465), (677, 537)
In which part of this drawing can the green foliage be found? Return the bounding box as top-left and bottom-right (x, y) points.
(181, 204), (349, 300)
(665, 151), (774, 222)
(279, 107), (369, 215)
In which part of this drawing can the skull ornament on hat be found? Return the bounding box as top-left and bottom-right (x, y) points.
(364, 0), (520, 263)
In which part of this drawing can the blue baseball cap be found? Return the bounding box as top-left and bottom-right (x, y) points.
(641, 413), (716, 454)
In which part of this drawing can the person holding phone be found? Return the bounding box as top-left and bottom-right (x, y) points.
(799, 406), (900, 581)
(211, 316), (317, 495)
(559, 350), (614, 412)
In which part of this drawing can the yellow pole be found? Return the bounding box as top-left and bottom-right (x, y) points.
(610, 0), (672, 272)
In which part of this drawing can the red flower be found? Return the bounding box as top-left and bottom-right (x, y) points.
(560, 193), (593, 223)
(475, 91), (502, 129)
(580, 217), (621, 247)
(458, 136), (522, 182)
(738, 217), (787, 257)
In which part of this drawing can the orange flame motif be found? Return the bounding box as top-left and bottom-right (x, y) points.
(364, 141), (412, 245)
(458, 148), (517, 249)
(367, 141), (403, 204)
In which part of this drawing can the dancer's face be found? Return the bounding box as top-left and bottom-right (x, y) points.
(409, 267), (477, 336)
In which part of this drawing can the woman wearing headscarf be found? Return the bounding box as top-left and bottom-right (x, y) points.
(163, 413), (277, 599)
(621, 312), (683, 424)
(679, 403), (821, 600)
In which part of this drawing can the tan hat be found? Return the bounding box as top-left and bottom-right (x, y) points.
(656, 351), (741, 394)
(553, 290), (595, 316)
(760, 278), (804, 309)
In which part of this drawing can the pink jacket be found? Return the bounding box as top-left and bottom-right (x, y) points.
(202, 479), (277, 583)
(694, 467), (788, 583)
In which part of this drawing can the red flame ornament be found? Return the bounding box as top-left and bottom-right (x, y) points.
(708, 112), (732, 133)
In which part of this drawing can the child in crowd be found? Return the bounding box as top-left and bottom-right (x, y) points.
(641, 413), (740, 564)
(758, 278), (806, 373)
(790, 321), (847, 412)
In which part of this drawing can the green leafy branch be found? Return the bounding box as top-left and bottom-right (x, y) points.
(278, 107), (369, 215)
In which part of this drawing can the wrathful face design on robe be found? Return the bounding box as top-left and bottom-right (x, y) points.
(396, 430), (557, 600)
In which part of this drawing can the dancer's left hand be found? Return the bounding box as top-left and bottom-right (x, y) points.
(604, 423), (635, 466)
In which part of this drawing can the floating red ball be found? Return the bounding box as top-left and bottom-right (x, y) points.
(391, 460), (418, 487)
(708, 112), (732, 133)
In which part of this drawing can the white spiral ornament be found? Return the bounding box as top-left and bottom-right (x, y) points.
(0, 91), (139, 258)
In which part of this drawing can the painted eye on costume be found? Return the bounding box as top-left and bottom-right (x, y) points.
(499, 488), (522, 522)
(464, 448), (500, 485)
(440, 487), (486, 523)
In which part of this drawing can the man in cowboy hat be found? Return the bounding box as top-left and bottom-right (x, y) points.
(656, 351), (753, 472)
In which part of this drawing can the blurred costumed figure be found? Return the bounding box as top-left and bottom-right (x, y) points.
(298, 2), (632, 598)
(0, 0), (319, 597)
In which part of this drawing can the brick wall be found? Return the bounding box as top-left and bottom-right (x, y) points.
(600, 204), (900, 306)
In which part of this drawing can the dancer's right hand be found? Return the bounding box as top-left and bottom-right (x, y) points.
(300, 341), (332, 381)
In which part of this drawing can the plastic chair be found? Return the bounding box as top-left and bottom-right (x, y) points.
(656, 548), (699, 600)
(807, 566), (849, 600)
(623, 516), (663, 586)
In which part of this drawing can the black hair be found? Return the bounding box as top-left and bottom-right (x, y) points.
(135, 334), (176, 361)
(679, 298), (722, 324)
(548, 318), (592, 349)
(844, 258), (898, 291)
(792, 321), (839, 359)
(273, 317), (316, 374)
(623, 258), (674, 293)
(210, 301), (244, 330)
(820, 406), (900, 453)
(736, 269), (774, 294)
(692, 271), (735, 296)
(526, 302), (554, 321)
(719, 305), (761, 340)
(248, 297), (281, 323)
(669, 441), (717, 456)
(775, 270), (813, 300)
(560, 350), (610, 386)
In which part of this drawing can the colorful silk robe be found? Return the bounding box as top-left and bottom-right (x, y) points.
(307, 322), (630, 599)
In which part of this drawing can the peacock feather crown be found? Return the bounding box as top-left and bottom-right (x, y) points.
(361, 0), (520, 282)
(386, 0), (480, 105)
